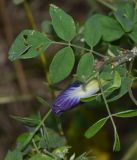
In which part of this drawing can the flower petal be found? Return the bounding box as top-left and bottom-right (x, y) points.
(52, 80), (99, 115)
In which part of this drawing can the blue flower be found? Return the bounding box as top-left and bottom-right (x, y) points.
(52, 80), (100, 115)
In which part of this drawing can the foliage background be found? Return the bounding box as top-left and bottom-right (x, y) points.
(0, 0), (137, 159)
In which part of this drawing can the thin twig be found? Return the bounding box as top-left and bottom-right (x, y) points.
(0, 94), (33, 104)
(97, 74), (118, 149)
(128, 59), (137, 105)
(23, 0), (55, 98)
(0, 0), (29, 94)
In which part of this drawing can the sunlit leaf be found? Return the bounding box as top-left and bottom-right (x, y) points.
(85, 117), (108, 138)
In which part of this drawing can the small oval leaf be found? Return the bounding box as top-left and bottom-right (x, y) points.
(84, 14), (102, 47)
(76, 53), (95, 82)
(115, 110), (137, 118)
(85, 117), (108, 139)
(50, 4), (76, 41)
(113, 131), (121, 152)
(49, 47), (75, 84)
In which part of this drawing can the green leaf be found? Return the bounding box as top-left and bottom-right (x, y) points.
(8, 30), (51, 61)
(114, 3), (135, 32)
(49, 47), (75, 84)
(76, 53), (95, 82)
(53, 146), (70, 159)
(107, 76), (131, 102)
(80, 95), (97, 102)
(13, 0), (24, 5)
(11, 114), (41, 126)
(106, 71), (121, 92)
(100, 65), (113, 81)
(115, 110), (137, 118)
(5, 150), (23, 160)
(39, 129), (67, 149)
(85, 117), (108, 139)
(50, 4), (76, 41)
(84, 14), (102, 47)
(29, 153), (54, 160)
(129, 23), (137, 43)
(113, 131), (120, 152)
(41, 20), (53, 34)
(100, 15), (124, 41)
(37, 96), (50, 107)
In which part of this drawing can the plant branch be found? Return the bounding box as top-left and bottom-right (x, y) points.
(20, 109), (52, 151)
(97, 74), (118, 149)
(52, 41), (107, 59)
(23, 0), (55, 99)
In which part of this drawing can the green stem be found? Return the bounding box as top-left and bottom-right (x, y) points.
(128, 60), (137, 105)
(97, 74), (118, 147)
(32, 139), (40, 153)
(20, 109), (52, 151)
(52, 41), (107, 59)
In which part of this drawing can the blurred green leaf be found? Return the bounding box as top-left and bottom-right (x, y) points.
(5, 150), (23, 160)
(53, 146), (70, 159)
(115, 110), (137, 118)
(129, 23), (137, 43)
(12, 0), (24, 5)
(85, 117), (108, 139)
(80, 95), (97, 102)
(114, 3), (135, 32)
(29, 153), (54, 160)
(39, 129), (67, 149)
(41, 20), (53, 34)
(84, 14), (102, 47)
(75, 152), (91, 160)
(100, 15), (124, 41)
(106, 71), (121, 92)
(8, 30), (51, 61)
(11, 114), (41, 126)
(49, 47), (75, 84)
(100, 65), (113, 81)
(113, 131), (121, 152)
(107, 76), (131, 102)
(50, 4), (76, 41)
(76, 53), (95, 82)
(37, 96), (50, 107)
